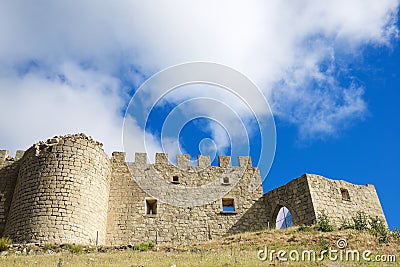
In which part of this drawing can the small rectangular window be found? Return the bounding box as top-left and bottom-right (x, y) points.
(146, 198), (157, 215)
(340, 188), (351, 201)
(222, 177), (230, 185)
(222, 198), (235, 212)
(172, 175), (180, 184)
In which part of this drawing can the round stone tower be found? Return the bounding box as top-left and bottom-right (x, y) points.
(3, 134), (111, 245)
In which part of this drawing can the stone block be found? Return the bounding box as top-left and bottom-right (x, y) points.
(197, 155), (210, 168)
(0, 150), (9, 161)
(218, 156), (231, 167)
(155, 153), (168, 165)
(176, 154), (190, 169)
(112, 152), (126, 162)
(134, 153), (147, 165)
(238, 156), (252, 167)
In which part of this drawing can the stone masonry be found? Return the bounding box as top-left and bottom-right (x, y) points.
(0, 134), (387, 245)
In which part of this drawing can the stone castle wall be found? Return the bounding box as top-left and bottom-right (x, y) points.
(3, 134), (111, 245)
(306, 174), (387, 226)
(260, 174), (317, 227)
(0, 134), (388, 245)
(0, 150), (24, 235)
(257, 174), (387, 228)
(106, 152), (267, 245)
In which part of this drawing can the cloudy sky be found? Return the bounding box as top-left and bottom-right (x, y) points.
(0, 1), (399, 227)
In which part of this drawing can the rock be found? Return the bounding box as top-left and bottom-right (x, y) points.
(0, 251), (8, 256)
(48, 138), (59, 144)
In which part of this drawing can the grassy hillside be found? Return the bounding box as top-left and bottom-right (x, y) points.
(0, 225), (399, 267)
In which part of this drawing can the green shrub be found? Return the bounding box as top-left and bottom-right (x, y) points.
(392, 227), (400, 241)
(70, 244), (83, 254)
(319, 236), (330, 251)
(298, 224), (317, 233)
(97, 245), (108, 253)
(148, 241), (155, 249)
(61, 243), (83, 254)
(43, 243), (59, 251)
(340, 218), (354, 230)
(0, 237), (12, 251)
(369, 216), (389, 243)
(133, 241), (155, 251)
(341, 212), (390, 243)
(298, 224), (311, 232)
(352, 211), (369, 231)
(60, 243), (72, 250)
(317, 212), (334, 232)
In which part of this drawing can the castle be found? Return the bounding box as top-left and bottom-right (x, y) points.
(0, 133), (386, 245)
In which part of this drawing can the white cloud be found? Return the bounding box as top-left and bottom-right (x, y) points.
(123, 115), (163, 162)
(0, 0), (398, 153)
(0, 63), (124, 154)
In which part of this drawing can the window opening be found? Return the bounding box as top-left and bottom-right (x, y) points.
(222, 198), (235, 212)
(341, 188), (351, 201)
(222, 177), (230, 184)
(276, 206), (294, 229)
(172, 175), (179, 184)
(146, 199), (157, 215)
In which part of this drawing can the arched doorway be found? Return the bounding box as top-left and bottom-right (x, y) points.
(275, 206), (294, 229)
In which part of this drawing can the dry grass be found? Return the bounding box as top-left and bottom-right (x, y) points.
(1, 227), (399, 266)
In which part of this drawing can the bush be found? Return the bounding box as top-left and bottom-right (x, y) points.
(70, 244), (83, 254)
(133, 241), (155, 251)
(0, 237), (12, 251)
(369, 216), (390, 243)
(298, 224), (311, 232)
(352, 211), (369, 231)
(392, 227), (400, 241)
(61, 243), (83, 254)
(43, 243), (59, 251)
(319, 236), (330, 251)
(97, 245), (108, 253)
(61, 243), (72, 250)
(340, 218), (353, 230)
(317, 212), (334, 232)
(340, 212), (390, 243)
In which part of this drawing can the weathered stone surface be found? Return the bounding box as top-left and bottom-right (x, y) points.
(306, 174), (386, 226)
(2, 134), (111, 245)
(0, 133), (387, 245)
(0, 150), (20, 235)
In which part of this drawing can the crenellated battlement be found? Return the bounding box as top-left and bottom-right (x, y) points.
(0, 150), (8, 161)
(111, 152), (253, 169)
(0, 150), (25, 162)
(0, 133), (387, 246)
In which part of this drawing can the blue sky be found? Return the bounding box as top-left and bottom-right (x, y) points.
(267, 42), (400, 229)
(0, 1), (399, 228)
